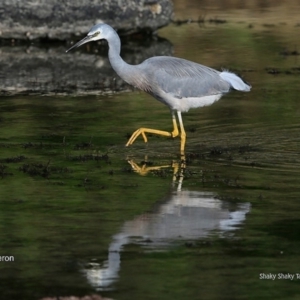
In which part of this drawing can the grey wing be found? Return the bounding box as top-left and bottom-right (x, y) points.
(142, 56), (230, 98)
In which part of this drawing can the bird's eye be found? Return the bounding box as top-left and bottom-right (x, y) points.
(93, 31), (100, 37)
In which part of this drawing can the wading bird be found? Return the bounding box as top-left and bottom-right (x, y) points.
(66, 23), (251, 154)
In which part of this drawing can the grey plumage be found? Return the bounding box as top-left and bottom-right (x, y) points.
(66, 23), (251, 153)
(139, 56), (230, 97)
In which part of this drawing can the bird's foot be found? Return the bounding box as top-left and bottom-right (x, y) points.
(126, 127), (173, 146)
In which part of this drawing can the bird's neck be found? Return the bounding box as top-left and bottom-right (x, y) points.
(107, 31), (133, 81)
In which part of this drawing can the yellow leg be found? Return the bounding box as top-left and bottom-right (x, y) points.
(171, 112), (179, 137)
(126, 111), (179, 146)
(128, 156), (186, 190)
(177, 111), (186, 155)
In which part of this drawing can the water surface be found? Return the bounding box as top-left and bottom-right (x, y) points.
(1, 3), (300, 300)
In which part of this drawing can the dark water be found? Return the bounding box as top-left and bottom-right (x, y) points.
(1, 6), (300, 300)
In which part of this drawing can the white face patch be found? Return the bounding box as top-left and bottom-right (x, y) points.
(88, 31), (101, 41)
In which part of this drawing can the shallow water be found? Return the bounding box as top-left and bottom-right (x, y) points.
(1, 3), (300, 300)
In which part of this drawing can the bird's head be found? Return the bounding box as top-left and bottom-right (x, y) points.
(66, 23), (112, 53)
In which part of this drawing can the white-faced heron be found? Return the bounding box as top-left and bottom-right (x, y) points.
(66, 23), (251, 154)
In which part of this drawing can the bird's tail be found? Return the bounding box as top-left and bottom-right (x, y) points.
(220, 71), (251, 92)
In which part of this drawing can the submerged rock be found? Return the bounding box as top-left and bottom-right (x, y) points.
(0, 37), (173, 95)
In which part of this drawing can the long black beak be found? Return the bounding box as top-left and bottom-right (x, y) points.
(66, 35), (94, 53)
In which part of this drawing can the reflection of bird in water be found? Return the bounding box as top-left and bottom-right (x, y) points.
(82, 188), (250, 290)
(66, 23), (251, 154)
